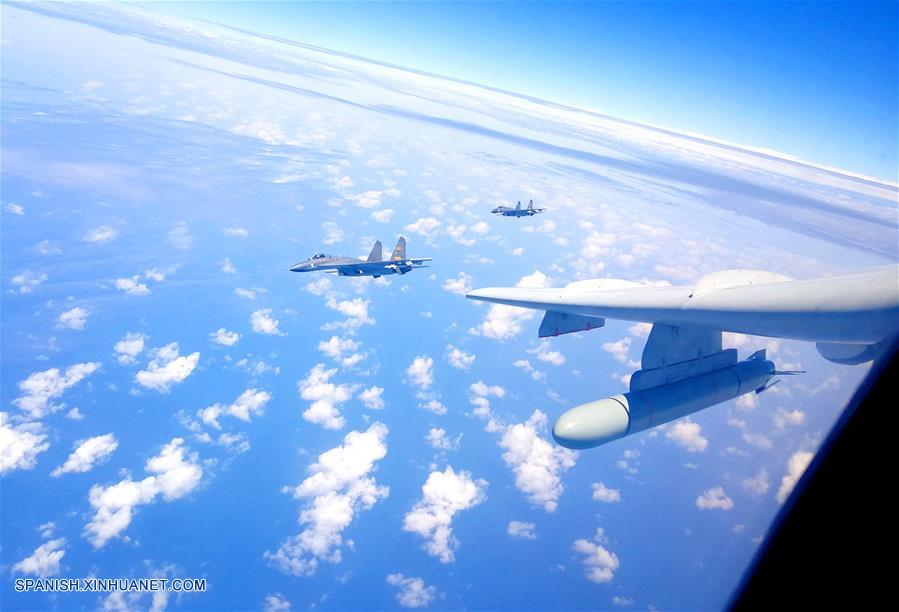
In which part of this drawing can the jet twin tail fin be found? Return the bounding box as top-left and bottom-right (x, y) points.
(367, 240), (383, 262)
(391, 236), (407, 261)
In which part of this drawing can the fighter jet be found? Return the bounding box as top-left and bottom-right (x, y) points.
(491, 200), (546, 217)
(289, 237), (430, 278)
(467, 265), (899, 450)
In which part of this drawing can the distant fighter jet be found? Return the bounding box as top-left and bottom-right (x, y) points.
(491, 200), (546, 217)
(467, 266), (899, 450)
(289, 237), (430, 278)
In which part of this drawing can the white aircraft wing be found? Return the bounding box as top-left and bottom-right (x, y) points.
(467, 266), (899, 365)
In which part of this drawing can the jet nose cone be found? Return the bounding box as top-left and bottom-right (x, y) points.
(552, 397), (631, 449)
(289, 262), (310, 272)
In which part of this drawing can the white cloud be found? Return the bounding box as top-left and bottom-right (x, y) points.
(11, 271), (47, 294)
(263, 593), (291, 611)
(57, 306), (90, 330)
(601, 337), (634, 364)
(592, 482), (622, 503)
(115, 276), (150, 296)
(266, 423), (389, 576)
(304, 277), (332, 297)
(442, 272), (473, 295)
(221, 257), (237, 274)
(666, 420), (708, 453)
(742, 432), (773, 450)
(419, 399), (447, 415)
(773, 408), (805, 429)
(13, 362), (101, 419)
(573, 528), (619, 583)
(12, 538), (66, 577)
(507, 520), (537, 540)
(135, 343), (200, 393)
(612, 596), (635, 607)
(324, 296), (374, 330)
(403, 466), (488, 563)
(84, 225), (118, 243)
(404, 217), (440, 237)
(51, 434), (118, 477)
(298, 364), (354, 430)
(405, 356), (434, 390)
(143, 268), (168, 282)
(210, 328), (240, 346)
(530, 342), (566, 366)
(499, 410), (576, 512)
(85, 438), (202, 547)
(251, 309), (285, 336)
(776, 450), (814, 503)
(742, 469), (770, 496)
(322, 221), (344, 245)
(1, 412), (49, 473)
(262, 593), (290, 612)
(318, 336), (365, 367)
(167, 222), (192, 249)
(695, 486), (734, 510)
(445, 345), (475, 371)
(371, 208), (395, 223)
(358, 386), (385, 410)
(426, 428), (460, 451)
(115, 332), (146, 364)
(6, 202), (25, 215)
(513, 359), (545, 381)
(469, 271), (550, 340)
(235, 287), (258, 300)
(224, 227), (249, 237)
(386, 574), (437, 609)
(198, 389), (271, 429)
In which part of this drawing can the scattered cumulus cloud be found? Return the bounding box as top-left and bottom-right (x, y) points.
(695, 486), (734, 510)
(198, 389), (271, 429)
(115, 276), (150, 296)
(298, 364), (355, 430)
(371, 208), (395, 223)
(318, 336), (365, 367)
(358, 386), (385, 410)
(114, 332), (146, 364)
(507, 520), (537, 540)
(405, 356), (434, 390)
(251, 309), (285, 336)
(592, 482), (622, 503)
(426, 428), (461, 451)
(56, 306), (90, 330)
(12, 538), (66, 577)
(666, 420), (708, 453)
(135, 343), (200, 393)
(776, 450), (814, 503)
(51, 434), (118, 477)
(263, 593), (291, 611)
(442, 272), (473, 296)
(265, 423), (389, 576)
(83, 225), (118, 243)
(13, 362), (101, 419)
(11, 271), (47, 294)
(386, 574), (437, 609)
(210, 328), (240, 346)
(167, 222), (192, 249)
(404, 217), (440, 237)
(1, 412), (49, 474)
(499, 410), (576, 512)
(223, 227), (248, 237)
(85, 438), (203, 547)
(445, 345), (475, 371)
(573, 528), (619, 583)
(403, 466), (488, 563)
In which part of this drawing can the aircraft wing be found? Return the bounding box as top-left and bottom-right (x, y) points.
(466, 266), (899, 359)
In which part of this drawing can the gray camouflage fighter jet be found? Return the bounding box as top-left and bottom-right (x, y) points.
(491, 200), (546, 217)
(289, 237), (431, 278)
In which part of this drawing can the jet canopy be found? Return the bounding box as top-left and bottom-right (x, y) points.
(311, 253), (332, 259)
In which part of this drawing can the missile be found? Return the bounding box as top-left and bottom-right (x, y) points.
(552, 352), (779, 449)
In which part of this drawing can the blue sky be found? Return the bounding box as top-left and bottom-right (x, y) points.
(152, 1), (899, 182)
(1, 2), (895, 611)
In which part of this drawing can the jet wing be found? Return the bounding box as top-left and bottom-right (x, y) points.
(466, 266), (899, 345)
